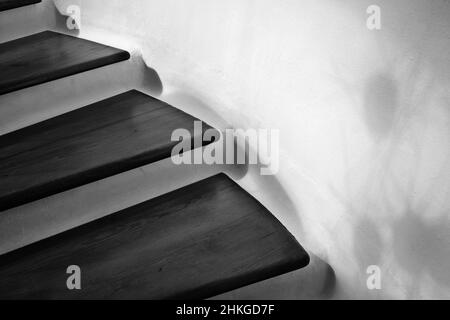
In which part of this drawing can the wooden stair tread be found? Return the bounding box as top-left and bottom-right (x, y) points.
(0, 0), (40, 12)
(0, 31), (130, 95)
(0, 90), (217, 211)
(0, 174), (309, 299)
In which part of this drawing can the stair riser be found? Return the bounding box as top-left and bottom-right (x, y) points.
(0, 53), (148, 136)
(0, 0), (52, 43)
(0, 153), (243, 256)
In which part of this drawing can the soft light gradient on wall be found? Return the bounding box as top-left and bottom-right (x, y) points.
(43, 0), (450, 299)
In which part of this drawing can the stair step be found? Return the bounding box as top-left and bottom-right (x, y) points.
(0, 31), (130, 95)
(0, 90), (217, 211)
(0, 174), (309, 299)
(0, 0), (40, 12)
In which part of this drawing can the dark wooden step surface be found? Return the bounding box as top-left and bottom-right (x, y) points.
(0, 90), (217, 211)
(0, 174), (309, 300)
(0, 31), (130, 95)
(0, 0), (40, 12)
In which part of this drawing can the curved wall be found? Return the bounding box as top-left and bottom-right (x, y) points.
(44, 0), (450, 299)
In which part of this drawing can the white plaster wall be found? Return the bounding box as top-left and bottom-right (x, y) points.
(6, 0), (450, 299)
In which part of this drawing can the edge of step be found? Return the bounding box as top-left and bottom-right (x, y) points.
(0, 0), (41, 12)
(0, 89), (219, 211)
(0, 30), (131, 95)
(0, 173), (309, 300)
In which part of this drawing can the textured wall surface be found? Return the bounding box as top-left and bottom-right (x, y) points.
(9, 0), (450, 299)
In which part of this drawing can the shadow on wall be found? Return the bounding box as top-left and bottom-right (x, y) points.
(393, 210), (450, 296)
(134, 53), (164, 97)
(363, 74), (398, 140)
(162, 89), (309, 268)
(328, 0), (450, 291)
(363, 60), (450, 294)
(335, 64), (450, 297)
(140, 64), (164, 97)
(242, 161), (305, 242)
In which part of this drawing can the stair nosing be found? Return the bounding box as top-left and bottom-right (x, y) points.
(0, 30), (131, 95)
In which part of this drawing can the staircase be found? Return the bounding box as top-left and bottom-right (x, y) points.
(0, 1), (309, 299)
